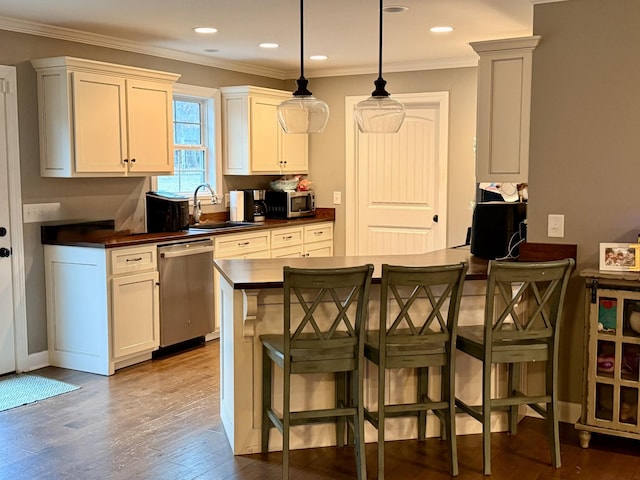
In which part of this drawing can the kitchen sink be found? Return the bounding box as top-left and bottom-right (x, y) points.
(189, 221), (256, 230)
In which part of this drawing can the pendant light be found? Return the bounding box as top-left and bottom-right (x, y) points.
(277, 0), (330, 134)
(353, 0), (406, 134)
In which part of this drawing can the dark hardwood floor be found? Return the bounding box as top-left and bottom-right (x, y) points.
(1, 340), (639, 479)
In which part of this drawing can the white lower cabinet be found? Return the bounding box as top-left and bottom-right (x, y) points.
(44, 243), (159, 375)
(270, 222), (334, 258)
(111, 270), (160, 359)
(214, 230), (271, 259)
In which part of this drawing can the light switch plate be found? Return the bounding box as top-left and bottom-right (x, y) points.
(333, 191), (342, 205)
(548, 214), (565, 238)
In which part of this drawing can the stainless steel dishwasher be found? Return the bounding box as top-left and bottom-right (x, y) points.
(157, 238), (215, 348)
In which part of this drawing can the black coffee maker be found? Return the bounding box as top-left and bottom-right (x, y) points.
(249, 190), (267, 223)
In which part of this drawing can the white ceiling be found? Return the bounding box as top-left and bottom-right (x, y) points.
(0, 0), (537, 79)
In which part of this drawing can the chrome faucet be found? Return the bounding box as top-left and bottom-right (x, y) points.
(193, 183), (219, 224)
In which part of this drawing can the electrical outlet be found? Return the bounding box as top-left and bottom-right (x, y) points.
(23, 203), (62, 223)
(333, 191), (342, 205)
(547, 214), (565, 238)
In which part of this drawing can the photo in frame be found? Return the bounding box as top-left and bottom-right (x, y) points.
(600, 243), (640, 272)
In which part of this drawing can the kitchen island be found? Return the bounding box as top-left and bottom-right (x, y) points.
(214, 248), (512, 455)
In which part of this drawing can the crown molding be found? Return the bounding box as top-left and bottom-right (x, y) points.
(0, 15), (288, 80)
(294, 55), (479, 80)
(530, 0), (568, 4)
(0, 14), (481, 81)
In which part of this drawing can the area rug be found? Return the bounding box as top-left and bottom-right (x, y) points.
(0, 374), (80, 412)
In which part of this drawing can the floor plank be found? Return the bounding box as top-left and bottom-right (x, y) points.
(1, 340), (639, 479)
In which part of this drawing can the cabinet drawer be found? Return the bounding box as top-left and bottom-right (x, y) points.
(110, 245), (157, 276)
(304, 223), (333, 244)
(271, 227), (303, 250)
(214, 231), (270, 257)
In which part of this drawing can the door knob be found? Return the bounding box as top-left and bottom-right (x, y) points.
(0, 227), (6, 237)
(433, 214), (439, 223)
(0, 247), (11, 257)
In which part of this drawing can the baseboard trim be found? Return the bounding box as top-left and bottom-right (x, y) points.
(525, 400), (581, 425)
(26, 350), (50, 372)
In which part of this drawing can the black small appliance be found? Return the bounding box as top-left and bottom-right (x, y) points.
(146, 191), (190, 233)
(470, 201), (527, 260)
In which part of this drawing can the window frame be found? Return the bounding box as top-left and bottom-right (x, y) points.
(152, 83), (224, 212)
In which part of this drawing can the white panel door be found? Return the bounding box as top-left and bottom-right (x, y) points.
(347, 92), (449, 256)
(0, 69), (15, 374)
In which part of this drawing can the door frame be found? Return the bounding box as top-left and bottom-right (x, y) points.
(1, 65), (28, 372)
(344, 91), (450, 255)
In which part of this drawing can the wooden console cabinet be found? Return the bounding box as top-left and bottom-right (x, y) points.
(577, 269), (640, 447)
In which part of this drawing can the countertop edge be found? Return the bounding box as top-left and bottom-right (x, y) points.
(41, 211), (335, 248)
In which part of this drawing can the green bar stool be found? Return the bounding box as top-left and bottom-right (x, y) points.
(260, 264), (374, 480)
(454, 258), (574, 475)
(364, 262), (469, 479)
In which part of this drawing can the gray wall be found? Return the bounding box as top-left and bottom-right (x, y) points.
(529, 0), (640, 403)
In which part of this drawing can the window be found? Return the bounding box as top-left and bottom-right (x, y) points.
(154, 84), (222, 202)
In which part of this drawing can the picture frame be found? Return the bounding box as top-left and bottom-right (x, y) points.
(600, 243), (640, 272)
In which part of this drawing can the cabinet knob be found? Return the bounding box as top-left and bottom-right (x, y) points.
(123, 159), (129, 163)
(130, 158), (136, 163)
(0, 247), (11, 258)
(0, 227), (6, 237)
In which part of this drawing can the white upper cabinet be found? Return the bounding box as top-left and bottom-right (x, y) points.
(472, 36), (541, 183)
(31, 56), (180, 178)
(220, 86), (308, 175)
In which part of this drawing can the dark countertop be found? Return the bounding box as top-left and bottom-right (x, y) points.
(214, 246), (488, 290)
(41, 209), (335, 248)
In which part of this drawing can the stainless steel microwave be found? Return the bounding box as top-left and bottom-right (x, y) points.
(265, 190), (316, 219)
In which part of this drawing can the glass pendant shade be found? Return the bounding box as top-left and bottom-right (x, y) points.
(353, 0), (405, 134)
(354, 94), (405, 134)
(277, 92), (330, 134)
(277, 0), (329, 134)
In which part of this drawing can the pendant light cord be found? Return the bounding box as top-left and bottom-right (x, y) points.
(300, 0), (305, 79)
(293, 0), (312, 96)
(378, 0), (383, 80)
(372, 0), (390, 97)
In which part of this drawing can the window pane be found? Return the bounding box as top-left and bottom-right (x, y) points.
(179, 173), (206, 194)
(182, 150), (205, 170)
(174, 100), (201, 123)
(174, 123), (201, 145)
(157, 175), (180, 193)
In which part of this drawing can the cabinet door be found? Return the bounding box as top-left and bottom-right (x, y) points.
(111, 270), (160, 358)
(72, 71), (127, 174)
(126, 79), (174, 175)
(304, 241), (334, 257)
(272, 245), (304, 258)
(250, 97), (280, 173)
(280, 129), (308, 173)
(587, 288), (640, 434)
(472, 36), (540, 183)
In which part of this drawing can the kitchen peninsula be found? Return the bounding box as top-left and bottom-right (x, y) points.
(214, 248), (495, 455)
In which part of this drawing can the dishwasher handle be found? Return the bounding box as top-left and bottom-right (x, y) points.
(160, 244), (214, 259)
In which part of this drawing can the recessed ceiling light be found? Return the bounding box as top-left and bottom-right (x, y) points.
(383, 5), (409, 13)
(430, 26), (454, 33)
(204, 48), (219, 53)
(259, 43), (280, 49)
(193, 27), (218, 34)
(309, 55), (328, 61)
